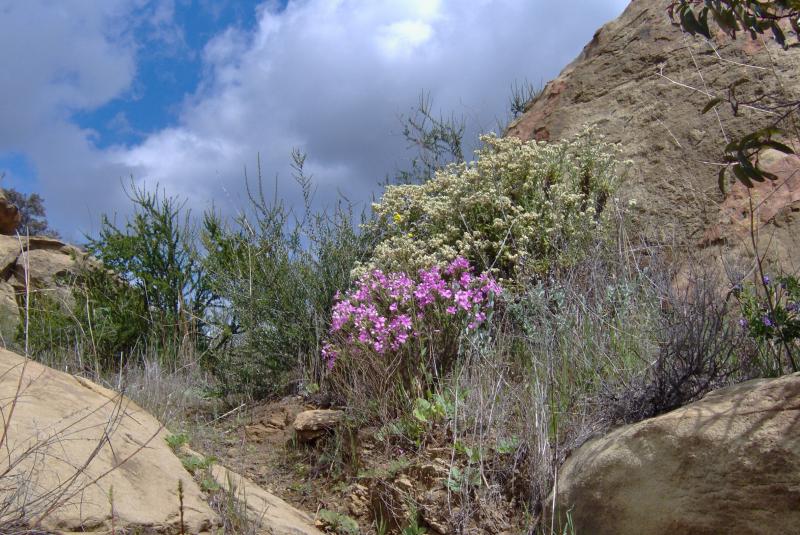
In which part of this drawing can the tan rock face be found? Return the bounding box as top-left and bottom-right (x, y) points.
(507, 0), (800, 269)
(0, 348), (218, 533)
(0, 191), (21, 235)
(293, 409), (344, 442)
(0, 234), (93, 342)
(548, 373), (800, 534)
(201, 459), (324, 535)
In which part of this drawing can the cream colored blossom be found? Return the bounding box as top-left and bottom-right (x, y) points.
(355, 128), (621, 280)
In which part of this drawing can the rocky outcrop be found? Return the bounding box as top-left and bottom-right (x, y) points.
(0, 234), (92, 342)
(293, 409), (344, 442)
(0, 347), (218, 533)
(547, 373), (800, 534)
(0, 191), (21, 235)
(507, 0), (800, 269)
(0, 348), (326, 534)
(202, 459), (324, 535)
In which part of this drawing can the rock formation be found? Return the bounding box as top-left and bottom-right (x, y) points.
(0, 190), (21, 235)
(508, 0), (800, 271)
(0, 234), (92, 343)
(0, 347), (324, 534)
(293, 409), (344, 442)
(547, 372), (800, 534)
(0, 347), (217, 533)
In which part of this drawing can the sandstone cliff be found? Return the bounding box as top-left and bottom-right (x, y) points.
(508, 0), (800, 272)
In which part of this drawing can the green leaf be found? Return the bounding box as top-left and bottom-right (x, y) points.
(718, 166), (728, 194)
(702, 97), (724, 114)
(762, 140), (795, 154)
(733, 164), (755, 188)
(772, 23), (787, 48)
(412, 398), (432, 423)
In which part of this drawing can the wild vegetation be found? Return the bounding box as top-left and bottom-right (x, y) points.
(5, 2), (800, 533)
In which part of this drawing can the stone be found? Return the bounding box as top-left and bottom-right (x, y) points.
(0, 347), (218, 533)
(547, 373), (800, 534)
(292, 409), (344, 442)
(0, 190), (21, 235)
(186, 450), (324, 535)
(0, 234), (95, 342)
(507, 0), (800, 271)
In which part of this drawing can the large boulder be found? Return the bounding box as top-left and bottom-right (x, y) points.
(199, 457), (324, 535)
(0, 347), (218, 533)
(0, 190), (21, 235)
(548, 373), (800, 534)
(0, 234), (92, 342)
(507, 0), (800, 270)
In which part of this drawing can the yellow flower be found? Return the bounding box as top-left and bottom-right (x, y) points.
(393, 213), (403, 224)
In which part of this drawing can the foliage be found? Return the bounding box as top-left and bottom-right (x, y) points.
(361, 130), (619, 281)
(602, 270), (745, 424)
(180, 453), (215, 475)
(396, 92), (465, 185)
(317, 509), (360, 535)
(735, 274), (799, 372)
(202, 153), (374, 399)
(17, 256), (151, 372)
(324, 258), (500, 418)
(668, 0), (799, 191)
(508, 78), (541, 120)
(3, 186), (60, 237)
(166, 433), (189, 453)
(668, 0), (800, 48)
(87, 185), (215, 363)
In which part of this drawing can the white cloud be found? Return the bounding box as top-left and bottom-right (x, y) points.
(0, 0), (630, 239)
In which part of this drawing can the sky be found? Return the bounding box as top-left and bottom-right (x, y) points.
(0, 0), (630, 241)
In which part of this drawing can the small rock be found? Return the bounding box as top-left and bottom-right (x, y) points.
(394, 475), (414, 493)
(293, 409), (344, 442)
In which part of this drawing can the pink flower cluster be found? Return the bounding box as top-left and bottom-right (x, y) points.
(321, 257), (501, 369)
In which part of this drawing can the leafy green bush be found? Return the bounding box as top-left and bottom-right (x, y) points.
(735, 274), (799, 374)
(360, 130), (620, 281)
(79, 184), (214, 369)
(202, 155), (374, 399)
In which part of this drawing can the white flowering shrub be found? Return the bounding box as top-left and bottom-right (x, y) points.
(360, 130), (621, 280)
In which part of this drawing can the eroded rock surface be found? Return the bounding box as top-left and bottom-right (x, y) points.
(508, 0), (800, 269)
(0, 191), (21, 235)
(0, 234), (92, 342)
(293, 409), (344, 442)
(0, 348), (217, 533)
(548, 373), (800, 534)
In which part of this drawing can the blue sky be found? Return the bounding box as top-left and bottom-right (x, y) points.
(73, 1), (268, 149)
(0, 0), (630, 240)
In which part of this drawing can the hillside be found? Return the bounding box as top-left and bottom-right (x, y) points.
(508, 0), (800, 270)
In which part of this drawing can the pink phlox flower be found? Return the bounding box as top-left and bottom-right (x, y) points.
(321, 343), (338, 369)
(455, 290), (473, 310)
(446, 256), (471, 275)
(393, 314), (412, 330)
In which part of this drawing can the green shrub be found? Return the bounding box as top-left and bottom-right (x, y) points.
(360, 129), (620, 281)
(85, 183), (214, 368)
(202, 154), (374, 399)
(735, 273), (799, 374)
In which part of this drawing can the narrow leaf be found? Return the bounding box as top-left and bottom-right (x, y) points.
(702, 97), (724, 114)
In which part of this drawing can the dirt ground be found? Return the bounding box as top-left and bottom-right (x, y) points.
(195, 396), (526, 534)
